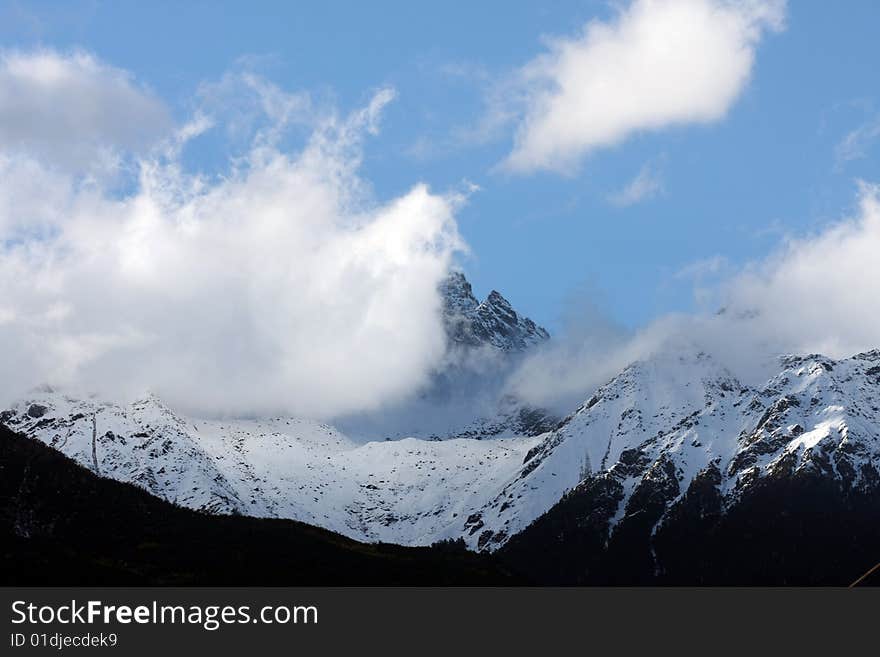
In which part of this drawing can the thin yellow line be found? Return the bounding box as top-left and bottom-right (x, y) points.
(849, 561), (880, 587)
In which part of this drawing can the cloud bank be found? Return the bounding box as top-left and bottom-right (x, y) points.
(504, 0), (786, 173)
(510, 183), (880, 410)
(0, 52), (464, 418)
(723, 182), (880, 359)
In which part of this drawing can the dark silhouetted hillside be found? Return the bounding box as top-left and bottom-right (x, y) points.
(0, 425), (516, 585)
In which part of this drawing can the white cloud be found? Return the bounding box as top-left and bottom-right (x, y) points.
(503, 0), (786, 174)
(674, 254), (729, 280)
(835, 115), (880, 165)
(0, 49), (173, 174)
(510, 183), (880, 410)
(608, 161), (665, 206)
(722, 181), (880, 359)
(0, 62), (465, 419)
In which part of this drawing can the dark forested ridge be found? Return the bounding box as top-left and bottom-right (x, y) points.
(497, 464), (880, 586)
(0, 425), (515, 585)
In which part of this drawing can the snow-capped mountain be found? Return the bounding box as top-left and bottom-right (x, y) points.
(2, 270), (879, 571)
(0, 273), (554, 546)
(1, 390), (541, 545)
(463, 347), (880, 551)
(496, 348), (880, 584)
(5, 345), (879, 558)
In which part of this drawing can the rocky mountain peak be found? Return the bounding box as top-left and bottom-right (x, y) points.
(485, 290), (508, 306)
(439, 271), (479, 315)
(440, 271), (549, 352)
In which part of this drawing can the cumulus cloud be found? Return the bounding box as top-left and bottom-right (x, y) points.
(608, 161), (665, 206)
(503, 0), (786, 173)
(0, 50), (172, 174)
(510, 183), (880, 410)
(0, 55), (465, 418)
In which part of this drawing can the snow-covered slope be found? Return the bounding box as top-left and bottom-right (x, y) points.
(464, 347), (880, 551)
(1, 390), (541, 545)
(5, 348), (879, 554)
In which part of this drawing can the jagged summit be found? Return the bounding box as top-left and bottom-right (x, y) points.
(439, 271), (478, 315)
(440, 271), (549, 352)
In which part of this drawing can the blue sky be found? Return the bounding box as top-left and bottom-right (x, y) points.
(2, 0), (879, 336)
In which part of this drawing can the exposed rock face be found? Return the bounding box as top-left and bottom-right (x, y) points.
(26, 404), (48, 419)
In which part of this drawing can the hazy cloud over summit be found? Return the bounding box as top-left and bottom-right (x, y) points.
(0, 51), (465, 418)
(510, 183), (880, 410)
